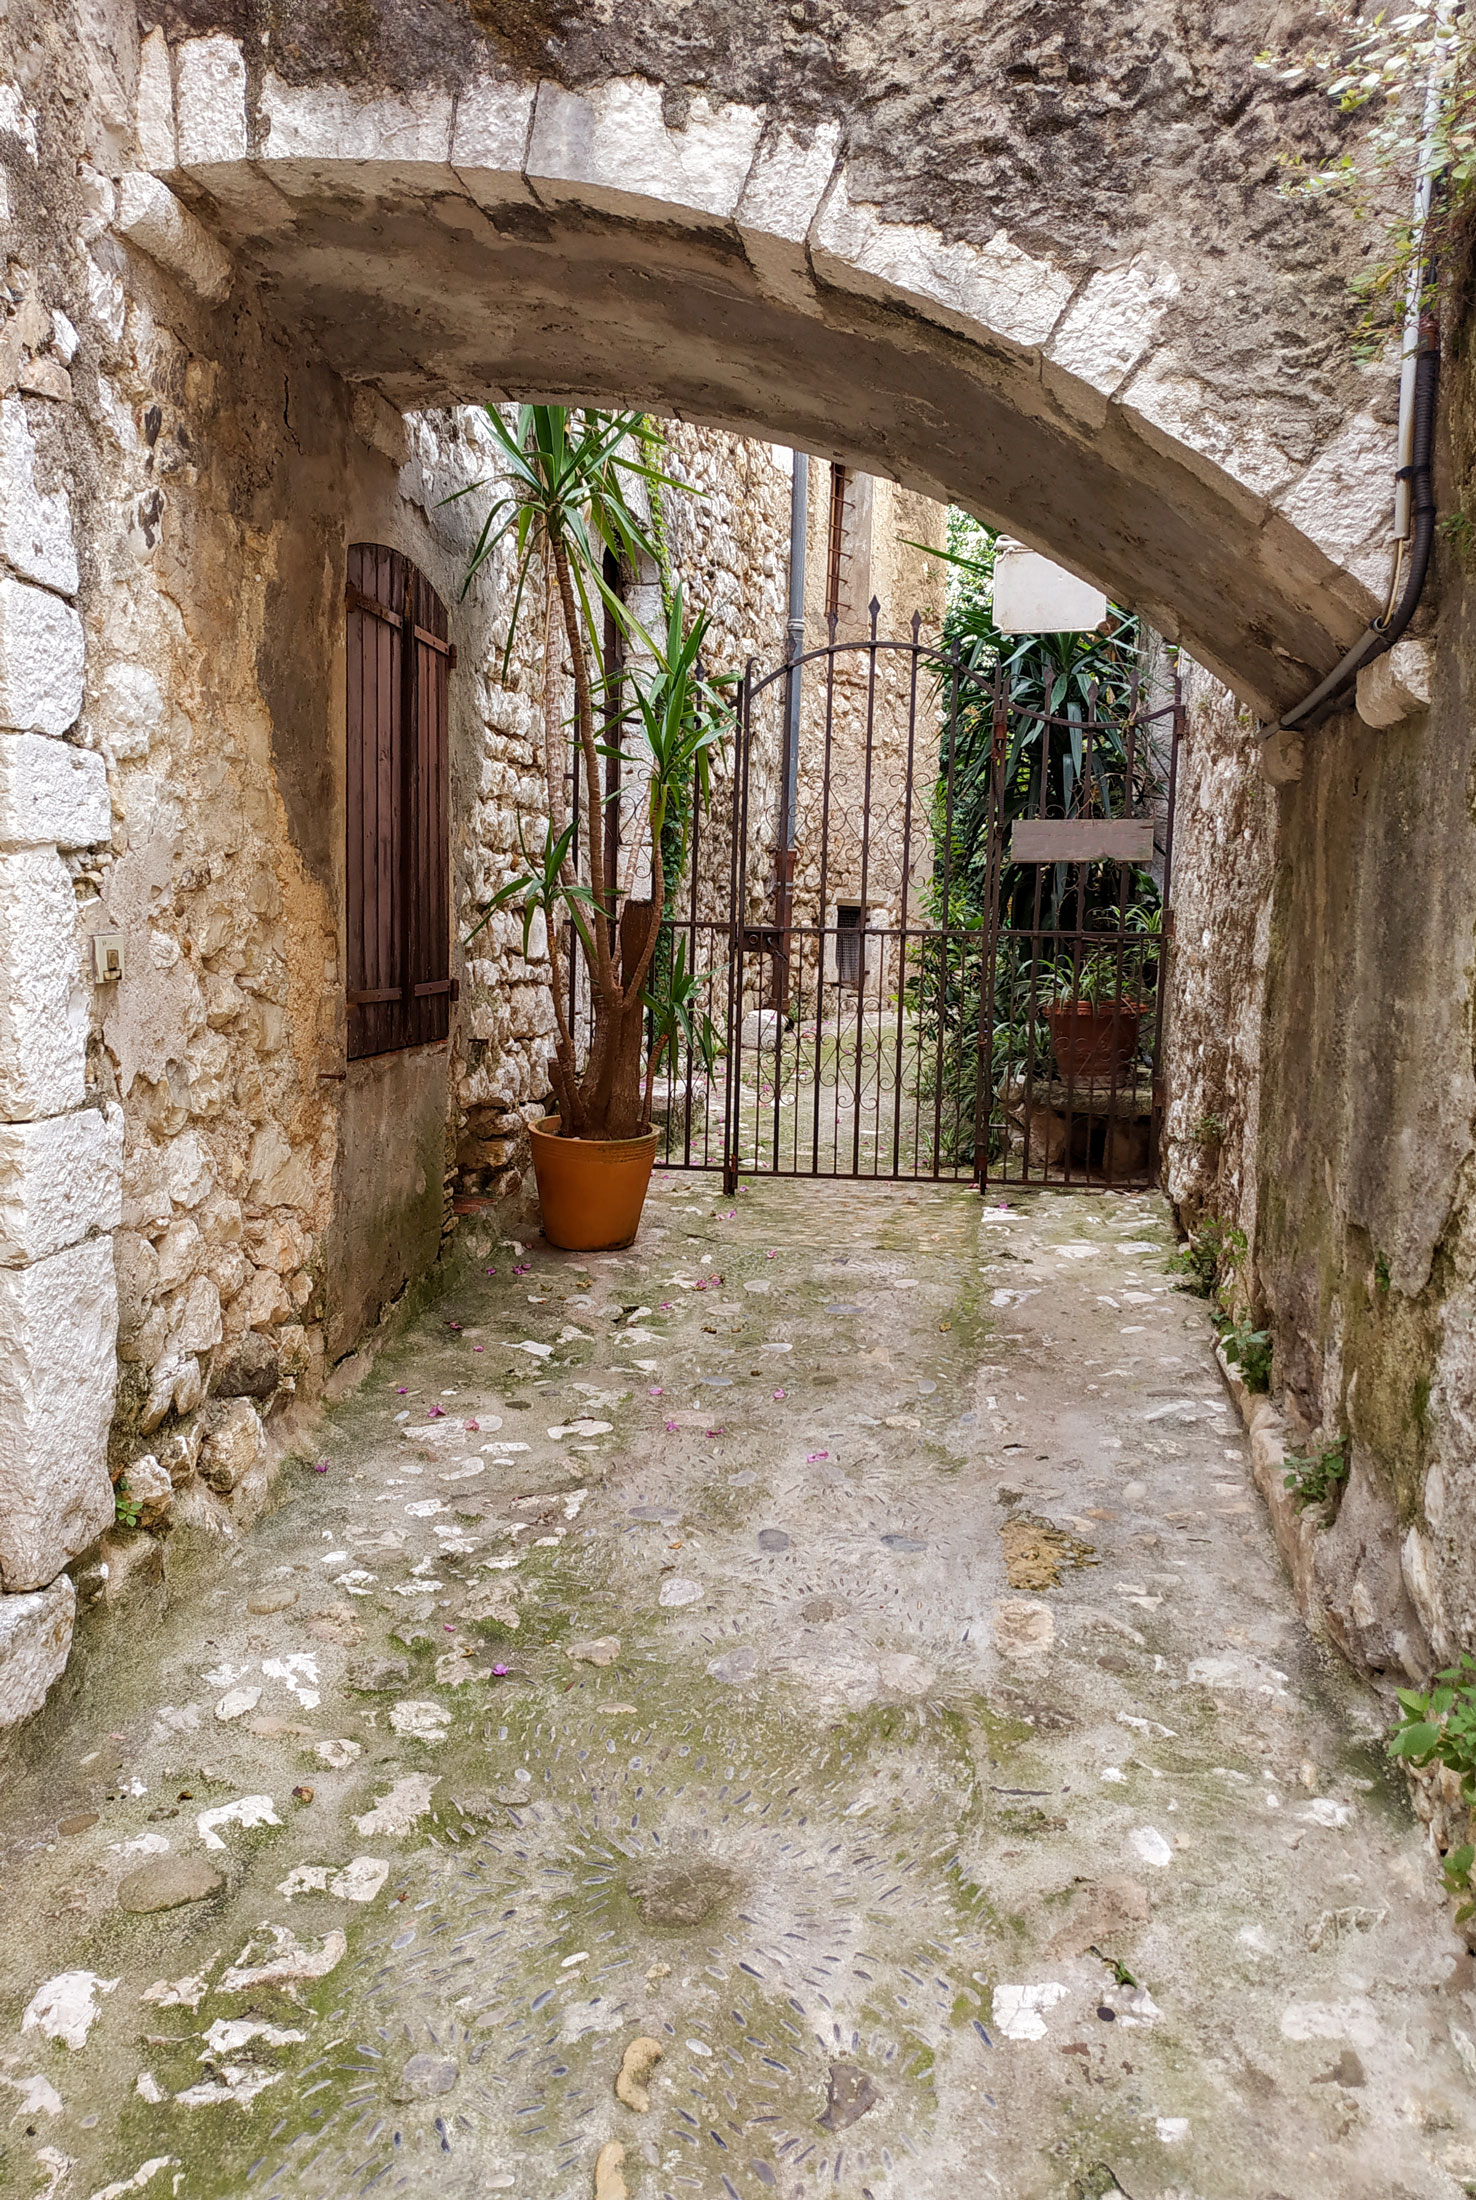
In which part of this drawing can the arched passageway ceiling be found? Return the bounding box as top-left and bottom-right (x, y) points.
(145, 22), (1393, 717)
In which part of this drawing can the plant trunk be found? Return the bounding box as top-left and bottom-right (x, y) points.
(576, 899), (656, 1139)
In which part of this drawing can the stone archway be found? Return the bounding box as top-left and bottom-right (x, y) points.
(124, 24), (1394, 722)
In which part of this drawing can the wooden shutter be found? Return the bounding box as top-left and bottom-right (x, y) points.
(345, 544), (454, 1061)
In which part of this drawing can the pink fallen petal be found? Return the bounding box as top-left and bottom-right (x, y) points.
(648, 1387), (664, 1397)
(492, 1664), (509, 1677)
(806, 1450), (829, 1462)
(773, 1389), (786, 1400)
(465, 1420), (480, 1432)
(429, 1405), (446, 1419)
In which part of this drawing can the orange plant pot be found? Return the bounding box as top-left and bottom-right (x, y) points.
(528, 1116), (659, 1251)
(1045, 1001), (1143, 1083)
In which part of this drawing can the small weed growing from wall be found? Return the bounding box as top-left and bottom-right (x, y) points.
(1440, 509), (1476, 569)
(114, 1485), (142, 1530)
(1172, 1215), (1246, 1299)
(1194, 1113), (1225, 1147)
(1216, 1315), (1272, 1392)
(1442, 1843), (1476, 1924)
(1390, 1654), (1476, 1803)
(1282, 1438), (1349, 1512)
(1375, 1250), (1392, 1294)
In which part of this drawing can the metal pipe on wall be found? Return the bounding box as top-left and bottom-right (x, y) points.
(779, 448), (807, 852)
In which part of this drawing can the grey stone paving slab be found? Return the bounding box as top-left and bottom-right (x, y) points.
(0, 1183), (1472, 2199)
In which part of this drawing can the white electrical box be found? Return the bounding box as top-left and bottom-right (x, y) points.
(91, 931), (125, 982)
(993, 541), (1108, 634)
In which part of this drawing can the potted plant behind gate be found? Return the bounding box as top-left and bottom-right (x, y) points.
(454, 406), (731, 1251)
(1043, 945), (1148, 1083)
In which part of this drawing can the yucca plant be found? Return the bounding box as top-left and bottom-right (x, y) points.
(451, 405), (733, 1140)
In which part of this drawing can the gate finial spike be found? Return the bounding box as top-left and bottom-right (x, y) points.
(911, 608), (922, 642)
(869, 595), (881, 636)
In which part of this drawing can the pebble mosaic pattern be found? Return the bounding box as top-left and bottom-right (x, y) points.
(1, 1181), (1474, 2200)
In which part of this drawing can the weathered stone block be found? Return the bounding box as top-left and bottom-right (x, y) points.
(170, 1272), (223, 1354)
(811, 175), (1073, 351)
(349, 387), (409, 468)
(1356, 638), (1431, 729)
(174, 36), (249, 169)
(0, 1103), (123, 1265)
(1121, 347), (1297, 512)
(213, 1330), (280, 1399)
(450, 77), (537, 208)
(260, 73), (453, 167)
(135, 26), (177, 170)
(0, 1573), (75, 1728)
(527, 78), (761, 225)
(198, 1396), (265, 1494)
(0, 575), (85, 737)
(246, 1120), (313, 1208)
(0, 732), (109, 849)
(0, 848), (87, 1120)
(95, 659), (164, 760)
(1045, 257), (1180, 398)
(0, 1236), (116, 1590)
(1275, 410), (1394, 581)
(735, 120), (840, 300)
(116, 173), (233, 304)
(0, 397), (79, 595)
(118, 1452), (172, 1529)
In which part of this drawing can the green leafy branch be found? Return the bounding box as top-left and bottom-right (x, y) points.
(1390, 1653), (1476, 1806)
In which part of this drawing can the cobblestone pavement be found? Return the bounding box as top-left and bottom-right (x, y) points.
(2, 1180), (1475, 2200)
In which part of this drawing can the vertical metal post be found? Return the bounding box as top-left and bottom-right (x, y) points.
(892, 614), (923, 1179)
(723, 664), (754, 1194)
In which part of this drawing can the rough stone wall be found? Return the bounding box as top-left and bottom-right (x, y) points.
(1160, 660), (1278, 1249)
(788, 469), (947, 1002)
(0, 0), (574, 1707)
(1158, 302), (1476, 1702)
(657, 421), (792, 941)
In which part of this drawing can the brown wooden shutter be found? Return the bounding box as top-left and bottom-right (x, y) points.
(345, 544), (454, 1060)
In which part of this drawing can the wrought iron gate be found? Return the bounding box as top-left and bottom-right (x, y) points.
(648, 611), (1181, 1195)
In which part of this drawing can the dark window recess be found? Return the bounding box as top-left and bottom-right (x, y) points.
(345, 543), (455, 1060)
(835, 902), (865, 989)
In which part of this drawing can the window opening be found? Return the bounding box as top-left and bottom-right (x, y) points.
(345, 543), (454, 1060)
(825, 462), (849, 624)
(835, 901), (866, 990)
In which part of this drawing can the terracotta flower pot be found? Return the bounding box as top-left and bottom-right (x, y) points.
(1045, 1001), (1143, 1083)
(528, 1116), (659, 1251)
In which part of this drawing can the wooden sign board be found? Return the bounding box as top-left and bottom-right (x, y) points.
(1010, 819), (1155, 865)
